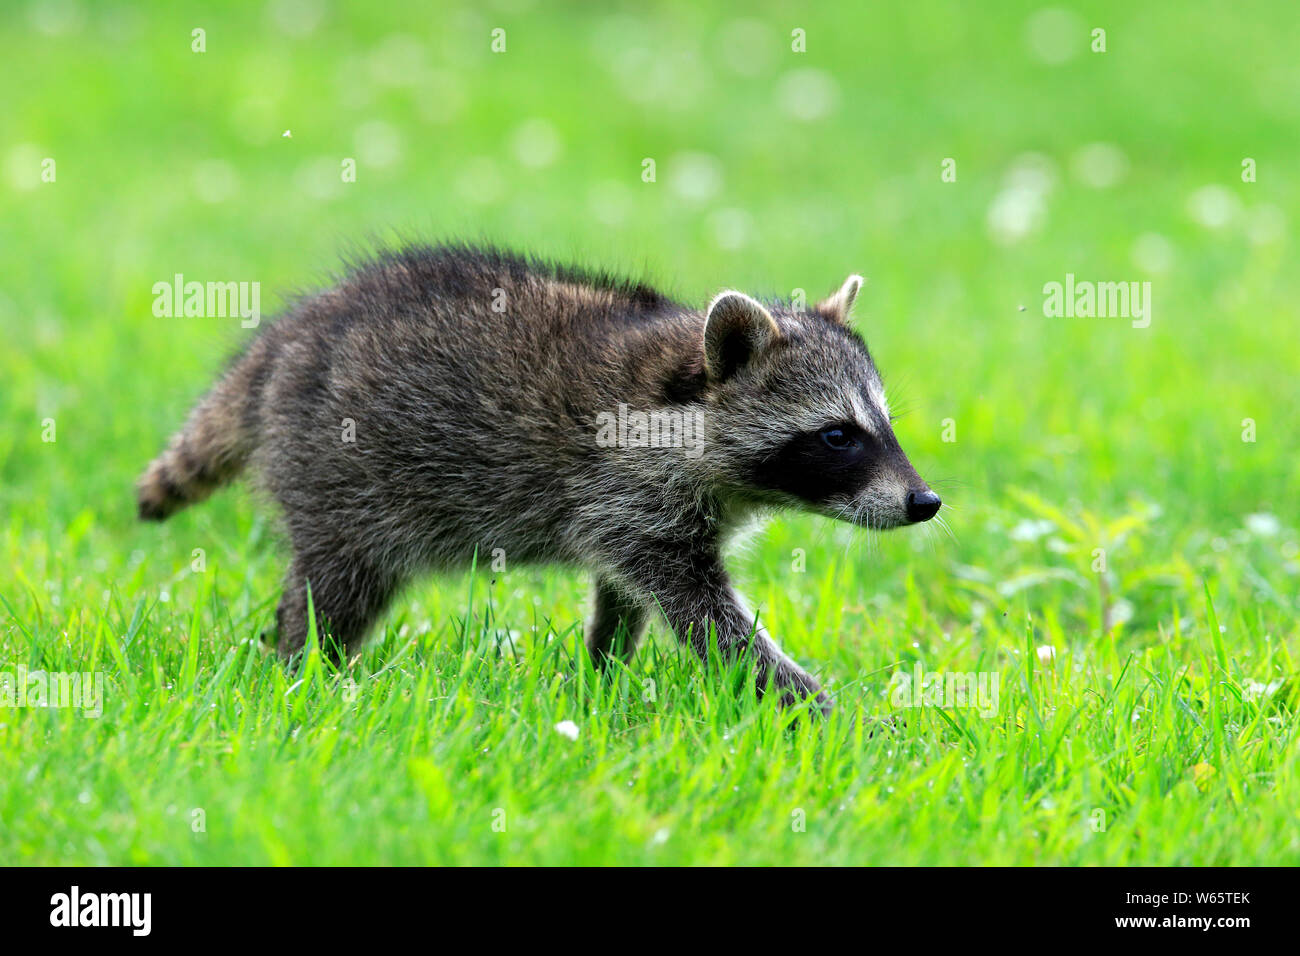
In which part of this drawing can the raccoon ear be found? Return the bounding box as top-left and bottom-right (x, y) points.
(704, 291), (780, 380)
(816, 274), (865, 324)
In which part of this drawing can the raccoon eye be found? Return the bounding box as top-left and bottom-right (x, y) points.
(819, 428), (860, 452)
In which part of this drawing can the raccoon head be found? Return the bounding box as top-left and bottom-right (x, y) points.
(699, 275), (940, 529)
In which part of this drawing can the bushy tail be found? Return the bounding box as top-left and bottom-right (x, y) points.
(137, 341), (268, 521)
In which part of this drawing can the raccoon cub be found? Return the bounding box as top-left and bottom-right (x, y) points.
(138, 244), (941, 712)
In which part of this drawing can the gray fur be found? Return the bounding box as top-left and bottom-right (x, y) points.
(138, 243), (940, 712)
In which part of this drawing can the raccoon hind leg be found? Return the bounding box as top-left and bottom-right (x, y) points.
(585, 575), (651, 667)
(275, 554), (397, 664)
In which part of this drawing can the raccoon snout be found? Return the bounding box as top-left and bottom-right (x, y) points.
(905, 488), (942, 523)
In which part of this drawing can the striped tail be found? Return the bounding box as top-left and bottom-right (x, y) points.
(137, 342), (267, 521)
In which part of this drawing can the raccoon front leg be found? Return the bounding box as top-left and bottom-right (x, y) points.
(621, 555), (830, 713)
(586, 576), (651, 666)
(275, 554), (396, 663)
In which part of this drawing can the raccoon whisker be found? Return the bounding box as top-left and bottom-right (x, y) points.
(861, 516), (881, 557)
(926, 476), (969, 489)
(857, 514), (879, 559)
(838, 529), (856, 564)
(826, 503), (860, 561)
(850, 500), (881, 556)
(931, 513), (958, 543)
(843, 518), (873, 559)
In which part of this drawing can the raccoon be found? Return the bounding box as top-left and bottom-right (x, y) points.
(138, 243), (941, 713)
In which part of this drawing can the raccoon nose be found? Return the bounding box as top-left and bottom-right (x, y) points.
(906, 489), (942, 522)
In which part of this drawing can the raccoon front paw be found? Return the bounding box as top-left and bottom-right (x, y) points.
(763, 660), (833, 716)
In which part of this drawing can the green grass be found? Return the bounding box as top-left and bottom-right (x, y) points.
(2, 0), (1298, 865)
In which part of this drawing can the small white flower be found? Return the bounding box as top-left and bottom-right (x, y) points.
(1131, 233), (1175, 274)
(510, 118), (562, 169)
(1036, 644), (1057, 665)
(1071, 142), (1128, 189)
(987, 186), (1046, 244)
(554, 720), (580, 741)
(775, 68), (840, 121)
(1009, 518), (1054, 542)
(1187, 184), (1240, 229)
(1024, 8), (1085, 65)
(1242, 678), (1284, 702)
(666, 152), (723, 203)
(1109, 599), (1135, 626)
(1245, 513), (1281, 537)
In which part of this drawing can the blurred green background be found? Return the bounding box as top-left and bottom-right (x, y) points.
(5, 0), (1296, 535)
(0, 0), (1297, 865)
